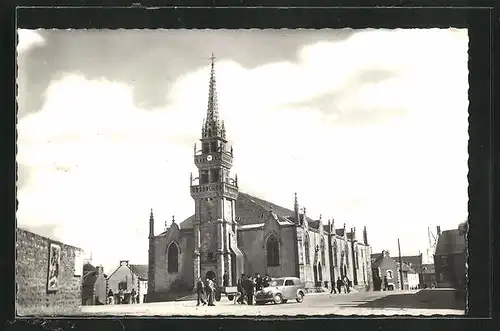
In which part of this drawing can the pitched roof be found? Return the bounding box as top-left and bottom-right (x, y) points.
(435, 229), (466, 256)
(179, 192), (313, 230)
(401, 255), (423, 273)
(335, 228), (345, 237)
(128, 264), (148, 280)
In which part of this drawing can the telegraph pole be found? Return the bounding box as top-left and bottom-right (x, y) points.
(398, 238), (404, 290)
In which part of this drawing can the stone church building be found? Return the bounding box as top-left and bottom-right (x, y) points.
(147, 56), (373, 299)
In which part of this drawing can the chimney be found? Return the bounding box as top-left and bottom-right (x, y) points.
(120, 260), (129, 266)
(436, 225), (441, 236)
(363, 226), (369, 245)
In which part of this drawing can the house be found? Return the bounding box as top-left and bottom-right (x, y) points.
(397, 261), (419, 290)
(401, 253), (424, 288)
(371, 251), (400, 291)
(16, 228), (84, 315)
(81, 262), (107, 305)
(434, 222), (467, 289)
(107, 260), (148, 304)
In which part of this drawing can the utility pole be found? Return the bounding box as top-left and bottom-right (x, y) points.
(398, 238), (404, 290)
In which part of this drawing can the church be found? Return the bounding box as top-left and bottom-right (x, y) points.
(146, 56), (373, 300)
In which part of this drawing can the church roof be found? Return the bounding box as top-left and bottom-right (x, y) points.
(335, 228), (345, 237)
(179, 192), (317, 229)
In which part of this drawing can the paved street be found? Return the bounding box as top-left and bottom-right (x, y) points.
(81, 289), (465, 316)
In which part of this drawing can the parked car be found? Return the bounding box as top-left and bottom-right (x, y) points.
(255, 277), (305, 305)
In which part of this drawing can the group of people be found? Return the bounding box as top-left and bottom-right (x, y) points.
(330, 276), (352, 294)
(235, 273), (272, 305)
(107, 288), (140, 305)
(195, 276), (217, 306)
(195, 271), (274, 306)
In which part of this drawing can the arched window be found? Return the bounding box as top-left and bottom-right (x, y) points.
(304, 234), (310, 265)
(386, 270), (393, 279)
(167, 243), (179, 273)
(320, 238), (326, 266)
(266, 235), (279, 266)
(333, 242), (338, 266)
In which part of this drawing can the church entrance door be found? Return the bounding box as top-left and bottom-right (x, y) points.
(206, 270), (216, 281)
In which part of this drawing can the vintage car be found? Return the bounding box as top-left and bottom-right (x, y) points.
(254, 277), (305, 305)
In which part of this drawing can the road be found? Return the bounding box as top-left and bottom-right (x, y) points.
(81, 289), (465, 317)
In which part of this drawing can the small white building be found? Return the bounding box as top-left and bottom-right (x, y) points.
(107, 260), (148, 304)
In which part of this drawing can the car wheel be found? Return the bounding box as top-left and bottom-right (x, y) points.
(227, 295), (234, 301)
(282, 299), (288, 303)
(296, 292), (304, 303)
(274, 293), (283, 304)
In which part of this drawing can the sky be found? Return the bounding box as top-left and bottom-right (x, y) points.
(16, 29), (469, 274)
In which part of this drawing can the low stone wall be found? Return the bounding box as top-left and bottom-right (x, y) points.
(16, 228), (83, 316)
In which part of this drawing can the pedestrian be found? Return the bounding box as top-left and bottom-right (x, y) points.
(207, 277), (216, 306)
(245, 276), (255, 305)
(118, 289), (124, 304)
(383, 276), (388, 291)
(107, 289), (114, 304)
(223, 271), (229, 288)
(263, 274), (271, 288)
(344, 276), (350, 293)
(236, 274), (246, 304)
(336, 277), (343, 294)
(255, 273), (263, 292)
(130, 288), (136, 304)
(330, 281), (337, 294)
(196, 277), (207, 306)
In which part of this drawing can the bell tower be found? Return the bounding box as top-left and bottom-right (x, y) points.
(190, 53), (239, 287)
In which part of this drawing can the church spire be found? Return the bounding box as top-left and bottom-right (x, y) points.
(203, 53), (224, 140)
(149, 208), (155, 239)
(207, 53), (219, 123)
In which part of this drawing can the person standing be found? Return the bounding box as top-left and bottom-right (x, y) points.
(223, 271), (229, 288)
(336, 277), (343, 294)
(207, 277), (216, 306)
(245, 276), (255, 305)
(255, 273), (263, 292)
(236, 274), (246, 304)
(130, 288), (136, 304)
(345, 276), (351, 293)
(263, 274), (271, 288)
(107, 289), (114, 304)
(196, 277), (207, 306)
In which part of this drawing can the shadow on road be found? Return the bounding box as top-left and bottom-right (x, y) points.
(353, 289), (466, 310)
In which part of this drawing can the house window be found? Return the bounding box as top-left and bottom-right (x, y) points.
(386, 270), (393, 279)
(266, 235), (280, 266)
(320, 238), (326, 266)
(441, 256), (448, 267)
(118, 281), (127, 290)
(167, 243), (179, 273)
(304, 234), (311, 265)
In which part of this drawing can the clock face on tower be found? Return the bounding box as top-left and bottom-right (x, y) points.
(207, 154), (213, 161)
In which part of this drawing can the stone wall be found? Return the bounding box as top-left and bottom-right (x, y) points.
(153, 229), (194, 293)
(16, 228), (83, 316)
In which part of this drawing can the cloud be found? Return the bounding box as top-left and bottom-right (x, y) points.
(16, 29), (469, 273)
(17, 29), (45, 54)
